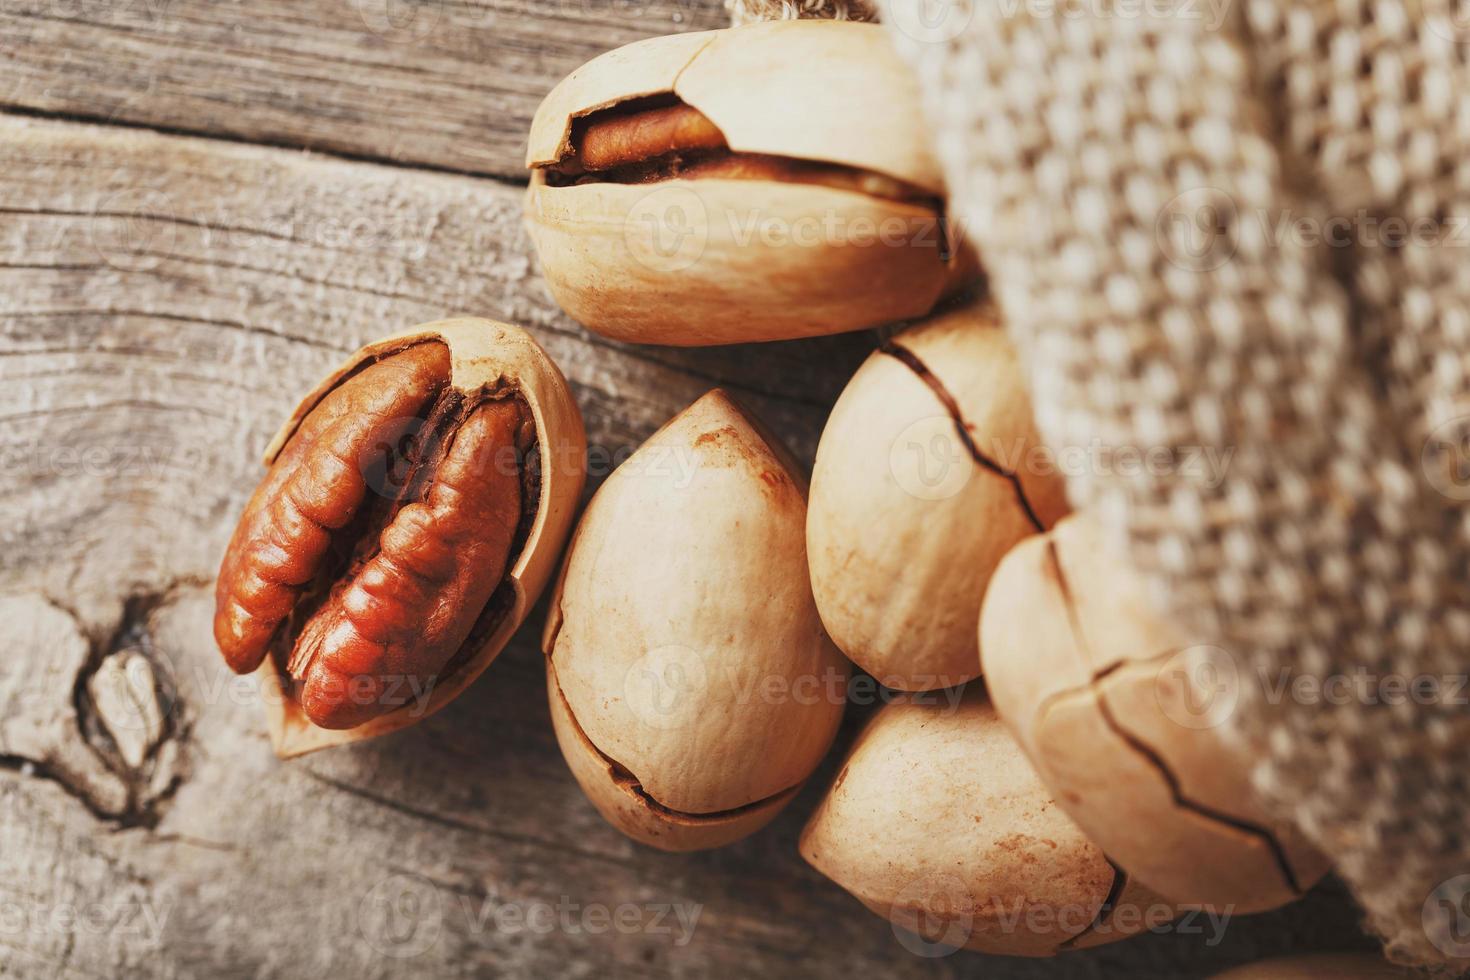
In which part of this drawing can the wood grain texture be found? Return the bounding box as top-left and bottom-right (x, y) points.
(0, 111), (869, 602)
(0, 0), (730, 179)
(0, 109), (1371, 980)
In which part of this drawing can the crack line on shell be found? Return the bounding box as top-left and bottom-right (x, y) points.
(879, 341), (1044, 532)
(546, 660), (801, 823)
(546, 32), (720, 168)
(1058, 858), (1131, 951)
(1042, 541), (1305, 896)
(667, 33), (722, 102)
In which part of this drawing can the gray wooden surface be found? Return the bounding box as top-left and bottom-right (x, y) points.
(0, 3), (1370, 977)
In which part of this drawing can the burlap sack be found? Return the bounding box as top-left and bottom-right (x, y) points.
(728, 0), (1470, 971)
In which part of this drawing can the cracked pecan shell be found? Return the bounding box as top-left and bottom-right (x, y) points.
(800, 693), (1176, 957)
(215, 318), (585, 757)
(542, 390), (848, 850)
(523, 21), (977, 345)
(980, 512), (1330, 912)
(806, 302), (1070, 691)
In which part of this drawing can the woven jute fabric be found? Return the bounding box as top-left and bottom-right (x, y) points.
(729, 0), (1470, 969)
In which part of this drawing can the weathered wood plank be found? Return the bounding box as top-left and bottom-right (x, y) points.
(0, 111), (870, 604)
(0, 114), (1370, 978)
(0, 0), (729, 179)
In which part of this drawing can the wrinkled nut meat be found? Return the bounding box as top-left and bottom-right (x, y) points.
(800, 693), (1175, 957)
(215, 318), (586, 757)
(524, 21), (977, 345)
(544, 390), (848, 850)
(216, 344), (520, 729)
(807, 303), (1069, 690)
(980, 512), (1329, 912)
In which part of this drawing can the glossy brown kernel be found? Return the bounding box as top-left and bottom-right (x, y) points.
(214, 341), (530, 730)
(556, 101), (932, 205)
(576, 102), (728, 172)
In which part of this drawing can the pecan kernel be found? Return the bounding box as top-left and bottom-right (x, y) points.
(214, 341), (529, 730)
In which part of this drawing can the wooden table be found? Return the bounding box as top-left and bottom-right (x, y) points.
(0, 2), (1369, 975)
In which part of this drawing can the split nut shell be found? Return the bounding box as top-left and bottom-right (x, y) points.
(213, 318), (586, 757)
(807, 303), (1068, 690)
(979, 512), (1330, 912)
(544, 390), (848, 850)
(524, 21), (976, 345)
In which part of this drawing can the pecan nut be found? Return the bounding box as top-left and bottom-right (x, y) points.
(543, 390), (848, 850)
(215, 318), (585, 756)
(523, 21), (978, 346)
(800, 693), (1176, 956)
(806, 302), (1070, 691)
(980, 512), (1330, 911)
